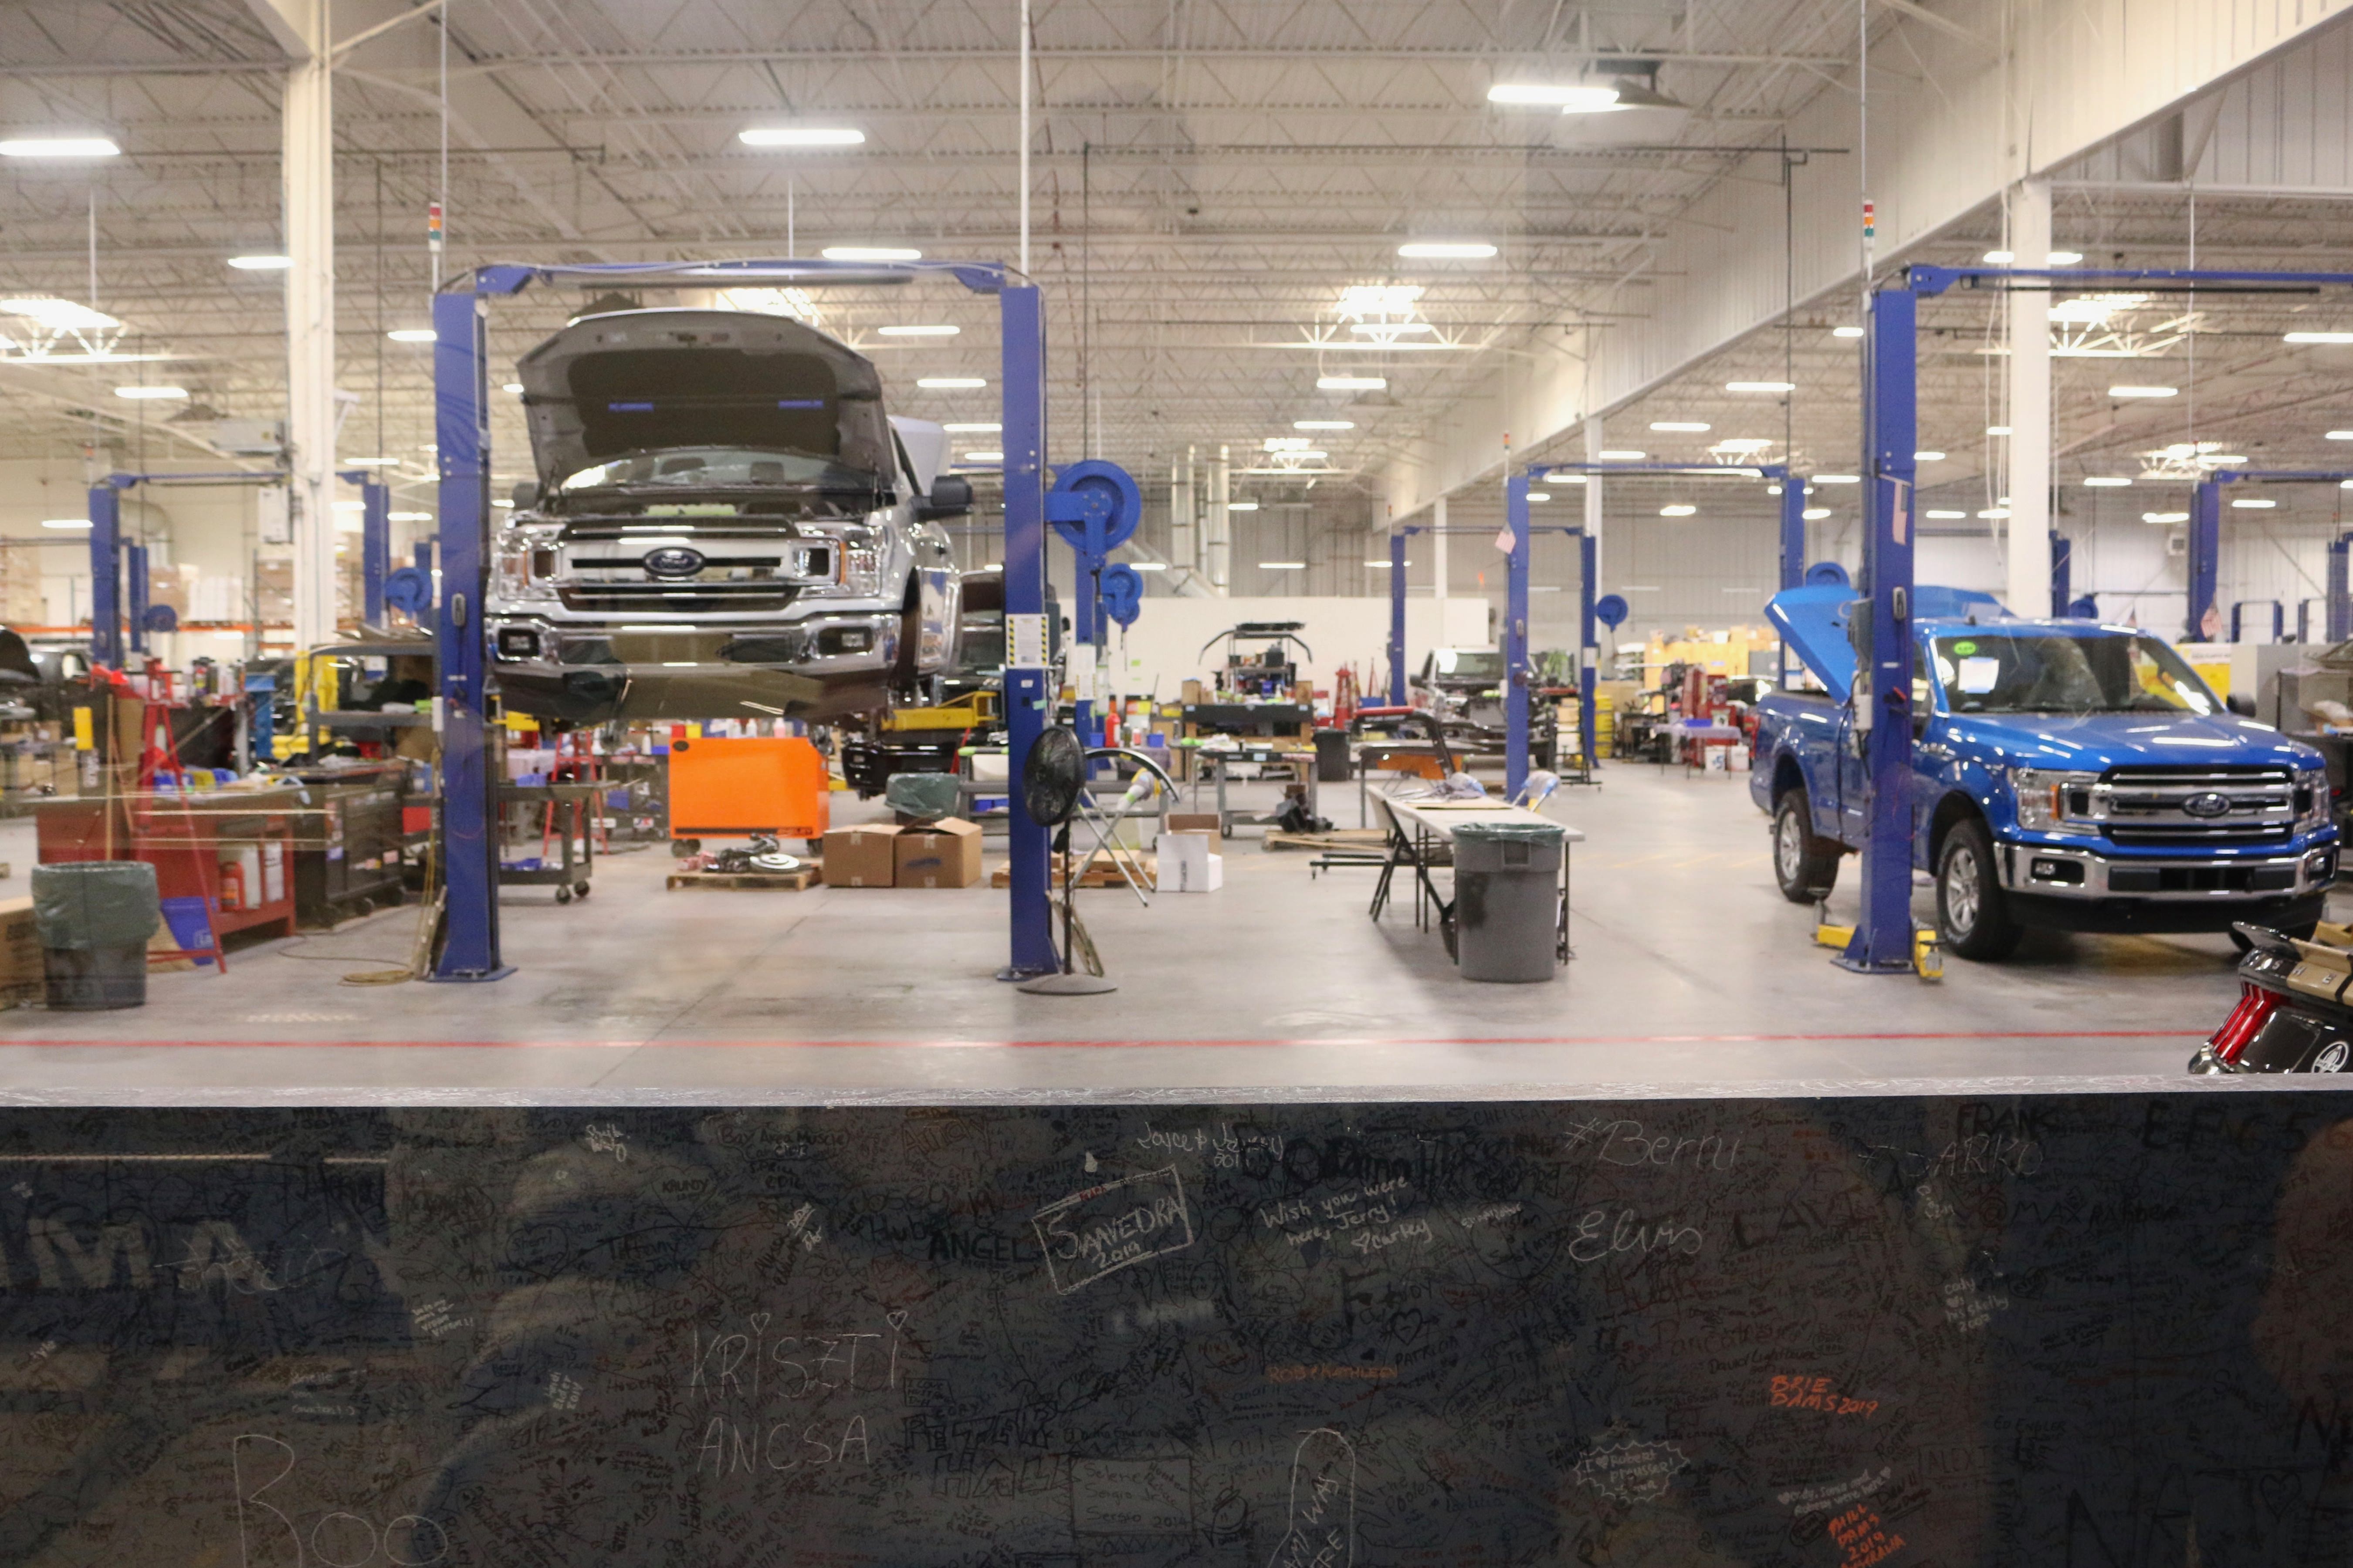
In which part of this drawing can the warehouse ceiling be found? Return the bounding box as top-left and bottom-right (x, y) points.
(3, 0), (2352, 545)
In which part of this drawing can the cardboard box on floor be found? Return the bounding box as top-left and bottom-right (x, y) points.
(822, 823), (901, 887)
(1156, 830), (1223, 892)
(895, 818), (984, 888)
(0, 896), (41, 1008)
(1166, 813), (1221, 835)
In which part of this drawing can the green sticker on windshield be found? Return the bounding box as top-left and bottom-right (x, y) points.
(1952, 639), (1977, 655)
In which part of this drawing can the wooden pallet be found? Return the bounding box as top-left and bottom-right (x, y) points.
(1263, 828), (1389, 853)
(988, 855), (1155, 890)
(667, 866), (823, 892)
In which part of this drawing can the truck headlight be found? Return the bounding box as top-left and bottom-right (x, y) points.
(804, 520), (886, 598)
(2011, 767), (2102, 831)
(2297, 769), (2334, 833)
(493, 525), (561, 602)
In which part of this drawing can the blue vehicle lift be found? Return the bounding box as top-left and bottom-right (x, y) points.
(1385, 462), (1805, 798)
(86, 469), (333, 668)
(2187, 468), (2353, 643)
(430, 258), (1057, 982)
(1855, 264), (2353, 973)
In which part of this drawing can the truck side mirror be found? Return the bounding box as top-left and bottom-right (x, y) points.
(916, 475), (974, 521)
(2227, 693), (2256, 717)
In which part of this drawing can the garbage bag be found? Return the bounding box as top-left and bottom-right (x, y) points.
(31, 861), (162, 951)
(885, 771), (962, 822)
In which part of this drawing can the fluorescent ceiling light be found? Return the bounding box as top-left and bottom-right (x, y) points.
(1977, 507), (2011, 518)
(1726, 379), (1795, 393)
(2143, 511), (2189, 523)
(1986, 425), (2012, 436)
(2286, 332), (2353, 344)
(2231, 497), (2277, 508)
(1983, 249), (2083, 264)
(1365, 559), (1398, 568)
(1295, 419), (1354, 431)
(941, 422), (1001, 433)
(1914, 450), (1946, 462)
(823, 245), (921, 261)
(1259, 561), (1306, 570)
(1713, 437), (1772, 454)
(388, 328), (436, 343)
(1526, 492), (1551, 502)
(2109, 384), (2177, 398)
(1815, 473), (1861, 484)
(1318, 375), (1386, 390)
(877, 324), (958, 337)
(1263, 437), (1312, 451)
(1347, 321), (1435, 335)
(739, 127), (864, 147)
(0, 136), (119, 159)
(960, 449), (1004, 462)
(1396, 242), (1496, 260)
(387, 510), (432, 522)
(504, 382), (525, 394)
(1802, 507), (1832, 520)
(1486, 82), (1623, 111)
(40, 517), (91, 529)
(1924, 509), (1968, 519)
(1832, 325), (1865, 339)
(1228, 500), (1261, 511)
(113, 384), (186, 399)
(1131, 561), (1167, 571)
(919, 376), (987, 389)
(1649, 421), (1710, 433)
(1599, 449), (1646, 461)
(2327, 430), (2353, 440)
(1659, 504), (1696, 517)
(227, 253), (292, 270)
(1, 297), (119, 331)
(2083, 476), (2132, 487)
(493, 498), (515, 508)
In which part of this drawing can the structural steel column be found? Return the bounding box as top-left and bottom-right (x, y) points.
(1582, 416), (1605, 597)
(1205, 446), (1230, 593)
(999, 284), (1056, 978)
(1504, 473), (1530, 797)
(282, 0), (339, 649)
(2006, 179), (2053, 617)
(1431, 495), (1449, 602)
(1843, 284), (1919, 975)
(1170, 450), (1194, 584)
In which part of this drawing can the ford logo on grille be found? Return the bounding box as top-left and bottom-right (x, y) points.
(643, 546), (704, 578)
(2181, 791), (2233, 818)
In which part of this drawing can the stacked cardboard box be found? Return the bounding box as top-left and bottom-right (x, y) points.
(0, 896), (43, 1009)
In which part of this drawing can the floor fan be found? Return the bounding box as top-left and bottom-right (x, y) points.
(1018, 726), (1117, 996)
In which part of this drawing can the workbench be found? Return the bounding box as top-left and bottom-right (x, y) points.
(1186, 740), (1317, 835)
(1368, 795), (1582, 965)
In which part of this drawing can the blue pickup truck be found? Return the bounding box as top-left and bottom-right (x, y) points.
(1751, 585), (2339, 960)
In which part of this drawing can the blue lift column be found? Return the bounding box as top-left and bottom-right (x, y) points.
(87, 483), (123, 669)
(999, 283), (1056, 979)
(362, 479), (390, 624)
(2331, 534), (2351, 644)
(1842, 283), (1919, 976)
(1578, 527), (1598, 768)
(126, 544), (150, 656)
(2188, 478), (2223, 641)
(1387, 528), (1408, 705)
(1504, 471), (1532, 798)
(2050, 534), (2071, 616)
(430, 286), (509, 982)
(1777, 468), (1807, 591)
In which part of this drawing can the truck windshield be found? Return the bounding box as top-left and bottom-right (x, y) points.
(1930, 632), (2221, 716)
(1431, 650), (1505, 680)
(558, 447), (877, 493)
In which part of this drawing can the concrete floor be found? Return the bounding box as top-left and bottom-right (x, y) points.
(0, 763), (2289, 1094)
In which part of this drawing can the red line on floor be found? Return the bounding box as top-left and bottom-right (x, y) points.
(0, 1029), (2204, 1048)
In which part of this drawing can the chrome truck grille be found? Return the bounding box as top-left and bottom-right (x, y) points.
(2093, 766), (2302, 846)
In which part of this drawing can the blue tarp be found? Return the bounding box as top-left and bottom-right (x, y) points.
(1767, 585), (2009, 703)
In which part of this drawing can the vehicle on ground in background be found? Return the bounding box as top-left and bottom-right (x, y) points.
(1754, 584), (2339, 960)
(1411, 646), (1558, 770)
(485, 306), (969, 724)
(2191, 923), (2353, 1072)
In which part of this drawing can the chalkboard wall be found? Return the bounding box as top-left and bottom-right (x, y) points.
(0, 1092), (2347, 1566)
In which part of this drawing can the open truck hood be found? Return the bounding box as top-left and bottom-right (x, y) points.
(516, 308), (893, 490)
(1767, 584), (2008, 703)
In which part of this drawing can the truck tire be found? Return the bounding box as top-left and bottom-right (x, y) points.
(1772, 788), (1840, 903)
(1937, 817), (2022, 960)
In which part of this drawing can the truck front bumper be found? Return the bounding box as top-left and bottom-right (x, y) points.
(485, 613), (900, 723)
(1997, 838), (2336, 934)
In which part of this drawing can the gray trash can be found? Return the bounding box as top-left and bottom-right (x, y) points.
(31, 861), (160, 1010)
(1452, 821), (1564, 982)
(1314, 728), (1352, 783)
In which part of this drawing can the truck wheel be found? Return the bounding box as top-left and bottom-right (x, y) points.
(1772, 789), (1839, 903)
(1937, 818), (2022, 960)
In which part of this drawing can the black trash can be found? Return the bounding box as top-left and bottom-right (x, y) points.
(1314, 728), (1352, 783)
(1452, 821), (1564, 983)
(32, 861), (160, 1010)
